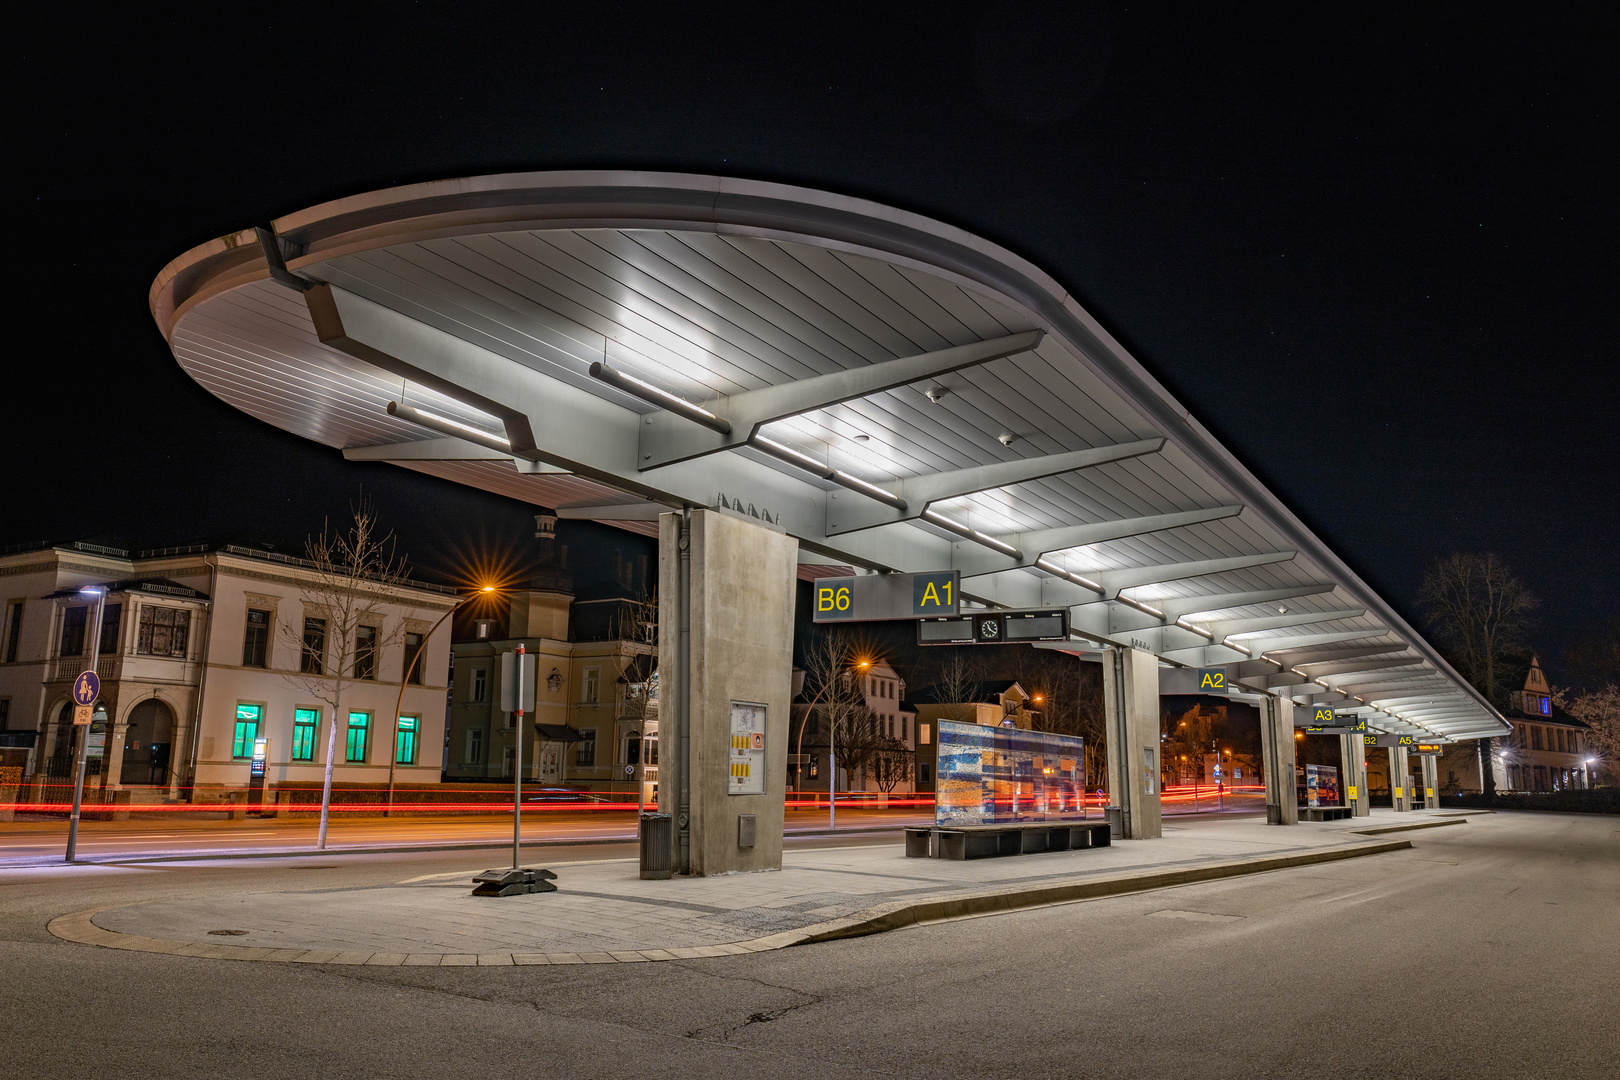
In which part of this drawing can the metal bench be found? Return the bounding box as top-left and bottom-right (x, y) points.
(906, 822), (1112, 860)
(1299, 806), (1354, 821)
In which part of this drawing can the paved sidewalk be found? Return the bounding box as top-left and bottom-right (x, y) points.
(49, 812), (1463, 965)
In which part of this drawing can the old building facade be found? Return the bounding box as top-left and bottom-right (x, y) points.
(0, 542), (456, 803)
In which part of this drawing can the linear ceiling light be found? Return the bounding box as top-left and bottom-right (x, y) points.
(388, 401), (510, 452)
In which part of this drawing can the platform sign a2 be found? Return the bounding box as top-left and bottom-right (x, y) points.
(1197, 668), (1226, 692)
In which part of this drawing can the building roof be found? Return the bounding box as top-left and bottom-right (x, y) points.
(147, 171), (1509, 742)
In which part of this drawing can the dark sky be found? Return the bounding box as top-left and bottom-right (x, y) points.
(9, 3), (1616, 672)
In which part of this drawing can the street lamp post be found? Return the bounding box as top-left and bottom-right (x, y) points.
(794, 656), (869, 830)
(65, 585), (108, 863)
(385, 585), (494, 816)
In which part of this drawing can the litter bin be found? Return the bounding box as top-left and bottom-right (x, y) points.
(639, 812), (673, 880)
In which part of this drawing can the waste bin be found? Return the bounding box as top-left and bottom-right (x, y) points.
(639, 812), (673, 880)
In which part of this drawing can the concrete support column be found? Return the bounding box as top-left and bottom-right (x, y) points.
(1390, 746), (1411, 810)
(1259, 695), (1299, 825)
(657, 510), (797, 876)
(1421, 755), (1439, 808)
(1101, 646), (1162, 839)
(1340, 732), (1370, 817)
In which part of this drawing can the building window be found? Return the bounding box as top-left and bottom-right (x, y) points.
(242, 609), (270, 668)
(99, 604), (121, 654)
(919, 722), (931, 745)
(404, 632), (424, 684)
(59, 605), (88, 657)
(901, 716), (908, 742)
(345, 711), (370, 762)
(919, 761), (932, 783)
(4, 601), (22, 662)
(576, 728), (597, 766)
(137, 606), (189, 658)
(233, 704), (263, 759)
(1531, 726), (1544, 751)
(395, 715), (419, 765)
(584, 668), (600, 703)
(0, 697), (10, 730)
(354, 625), (378, 680)
(301, 617), (326, 675)
(292, 708), (318, 761)
(471, 667), (487, 703)
(474, 619), (493, 640)
(1569, 731), (1579, 754)
(466, 728), (483, 764)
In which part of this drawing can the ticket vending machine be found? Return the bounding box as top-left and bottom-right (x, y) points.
(248, 738), (269, 812)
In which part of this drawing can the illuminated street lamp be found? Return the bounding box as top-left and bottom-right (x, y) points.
(385, 584), (496, 815)
(64, 584), (109, 862)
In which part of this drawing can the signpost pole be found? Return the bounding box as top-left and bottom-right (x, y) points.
(65, 586), (107, 863)
(512, 644), (525, 871)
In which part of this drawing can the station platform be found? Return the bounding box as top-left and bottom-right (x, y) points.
(49, 810), (1468, 965)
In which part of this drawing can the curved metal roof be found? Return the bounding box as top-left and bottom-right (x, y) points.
(150, 171), (1509, 742)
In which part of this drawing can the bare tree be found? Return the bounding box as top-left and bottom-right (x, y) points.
(280, 500), (410, 849)
(796, 628), (876, 790)
(1419, 552), (1537, 798)
(1555, 684), (1620, 786)
(926, 649), (986, 723)
(1012, 649), (1107, 786)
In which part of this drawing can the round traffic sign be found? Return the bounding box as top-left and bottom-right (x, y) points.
(625, 765), (635, 777)
(72, 670), (101, 706)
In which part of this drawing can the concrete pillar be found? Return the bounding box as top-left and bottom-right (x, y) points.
(658, 510), (797, 876)
(1390, 746), (1411, 810)
(1259, 695), (1299, 825)
(1341, 732), (1370, 817)
(1421, 755), (1439, 808)
(1101, 646), (1162, 839)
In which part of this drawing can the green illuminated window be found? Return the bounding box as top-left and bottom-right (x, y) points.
(233, 704), (262, 759)
(345, 711), (370, 763)
(395, 715), (419, 765)
(292, 708), (318, 761)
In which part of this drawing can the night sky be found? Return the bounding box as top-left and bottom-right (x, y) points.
(9, 4), (1616, 672)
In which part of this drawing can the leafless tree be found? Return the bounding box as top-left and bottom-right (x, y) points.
(1420, 552), (1537, 797)
(1010, 649), (1107, 786)
(280, 499), (410, 849)
(796, 628), (879, 790)
(923, 648), (986, 724)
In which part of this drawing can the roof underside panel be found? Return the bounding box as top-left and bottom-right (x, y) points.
(159, 193), (1506, 742)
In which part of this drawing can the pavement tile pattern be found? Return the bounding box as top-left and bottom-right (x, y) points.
(53, 812), (1460, 964)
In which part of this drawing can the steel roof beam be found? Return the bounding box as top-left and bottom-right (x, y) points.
(824, 438), (1165, 535)
(622, 330), (1044, 469)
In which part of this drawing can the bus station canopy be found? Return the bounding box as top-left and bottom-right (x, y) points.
(150, 171), (1510, 743)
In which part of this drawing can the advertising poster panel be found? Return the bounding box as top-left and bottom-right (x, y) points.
(1305, 763), (1340, 808)
(935, 720), (1085, 825)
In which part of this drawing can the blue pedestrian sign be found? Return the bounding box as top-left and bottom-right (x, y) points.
(72, 670), (101, 706)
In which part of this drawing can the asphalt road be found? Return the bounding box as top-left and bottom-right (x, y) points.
(0, 806), (935, 862)
(3, 811), (1615, 1079)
